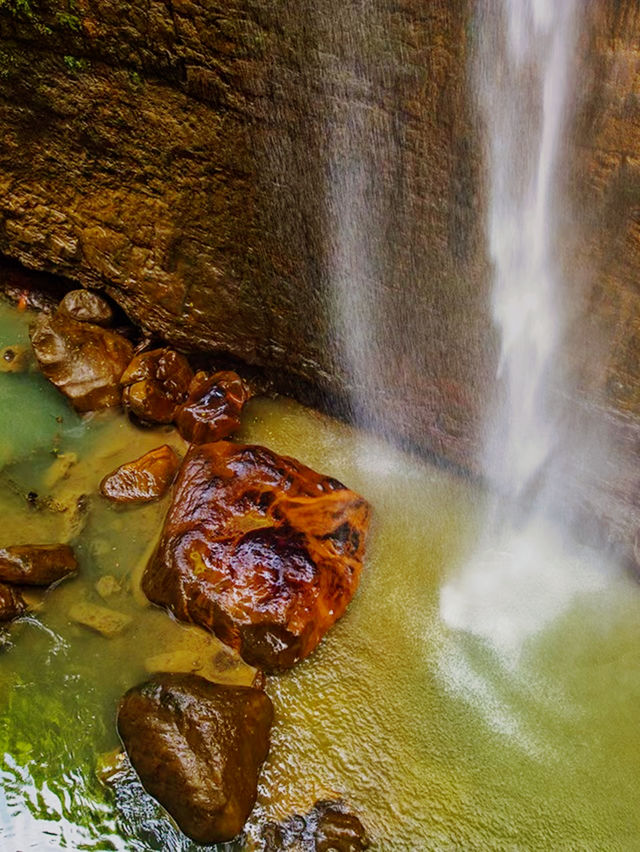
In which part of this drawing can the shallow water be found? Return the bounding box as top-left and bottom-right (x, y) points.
(0, 301), (639, 851)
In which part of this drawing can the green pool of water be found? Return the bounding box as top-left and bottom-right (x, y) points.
(0, 301), (639, 850)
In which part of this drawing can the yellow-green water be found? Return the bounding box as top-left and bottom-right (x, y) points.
(0, 301), (639, 851)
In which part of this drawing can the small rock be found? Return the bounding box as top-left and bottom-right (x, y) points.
(262, 800), (369, 851)
(0, 544), (77, 586)
(175, 370), (250, 443)
(143, 442), (371, 670)
(121, 348), (193, 424)
(69, 601), (132, 637)
(100, 445), (181, 504)
(30, 312), (133, 411)
(0, 582), (26, 622)
(0, 344), (31, 373)
(58, 289), (114, 326)
(117, 673), (273, 845)
(95, 574), (122, 599)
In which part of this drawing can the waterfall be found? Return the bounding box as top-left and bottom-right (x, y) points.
(440, 0), (609, 659)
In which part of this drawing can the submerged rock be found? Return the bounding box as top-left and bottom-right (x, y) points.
(121, 348), (193, 424)
(58, 289), (114, 326)
(262, 800), (369, 851)
(69, 601), (132, 637)
(0, 582), (26, 622)
(143, 442), (370, 670)
(100, 445), (181, 503)
(0, 344), (30, 373)
(117, 673), (273, 845)
(30, 312), (133, 411)
(0, 544), (77, 586)
(175, 370), (250, 443)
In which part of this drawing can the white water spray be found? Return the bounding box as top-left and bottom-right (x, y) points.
(439, 0), (606, 660)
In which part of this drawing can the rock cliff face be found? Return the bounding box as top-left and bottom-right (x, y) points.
(0, 0), (639, 537)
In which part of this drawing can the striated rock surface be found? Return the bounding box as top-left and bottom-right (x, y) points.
(58, 289), (114, 326)
(0, 544), (77, 586)
(30, 312), (133, 411)
(175, 370), (250, 444)
(0, 581), (26, 622)
(143, 442), (370, 670)
(117, 673), (273, 845)
(100, 444), (180, 503)
(121, 348), (193, 425)
(262, 800), (369, 852)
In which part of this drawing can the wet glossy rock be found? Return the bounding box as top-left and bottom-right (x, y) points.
(30, 312), (133, 412)
(175, 371), (250, 444)
(262, 800), (369, 852)
(0, 582), (26, 622)
(121, 348), (193, 424)
(117, 673), (273, 845)
(0, 544), (77, 586)
(58, 289), (114, 326)
(100, 445), (180, 504)
(143, 442), (371, 670)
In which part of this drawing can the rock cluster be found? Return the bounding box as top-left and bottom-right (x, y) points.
(21, 289), (371, 846)
(262, 799), (369, 851)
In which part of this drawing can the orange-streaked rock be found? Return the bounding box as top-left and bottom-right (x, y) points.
(117, 673), (273, 844)
(143, 442), (371, 670)
(100, 445), (181, 503)
(175, 371), (250, 444)
(121, 348), (193, 424)
(0, 544), (77, 586)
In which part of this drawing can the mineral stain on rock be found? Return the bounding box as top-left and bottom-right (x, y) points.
(117, 673), (273, 845)
(100, 444), (181, 503)
(143, 442), (371, 670)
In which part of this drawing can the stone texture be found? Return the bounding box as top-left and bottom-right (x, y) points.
(58, 288), (114, 325)
(117, 673), (273, 845)
(0, 581), (26, 622)
(175, 370), (249, 443)
(262, 800), (369, 852)
(143, 442), (371, 670)
(30, 311), (133, 411)
(99, 444), (180, 503)
(0, 544), (77, 586)
(121, 348), (193, 424)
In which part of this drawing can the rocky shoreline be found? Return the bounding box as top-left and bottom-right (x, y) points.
(0, 284), (372, 847)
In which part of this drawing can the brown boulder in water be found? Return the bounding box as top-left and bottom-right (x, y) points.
(58, 289), (114, 326)
(0, 582), (26, 622)
(262, 799), (369, 851)
(117, 673), (273, 845)
(30, 312), (133, 411)
(100, 445), (181, 503)
(121, 348), (193, 424)
(143, 442), (371, 670)
(0, 544), (77, 586)
(175, 370), (250, 443)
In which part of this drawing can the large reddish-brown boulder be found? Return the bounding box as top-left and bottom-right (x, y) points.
(121, 348), (193, 424)
(143, 442), (371, 670)
(117, 673), (273, 845)
(0, 544), (77, 586)
(0, 581), (26, 622)
(175, 370), (250, 444)
(100, 445), (181, 503)
(29, 312), (133, 411)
